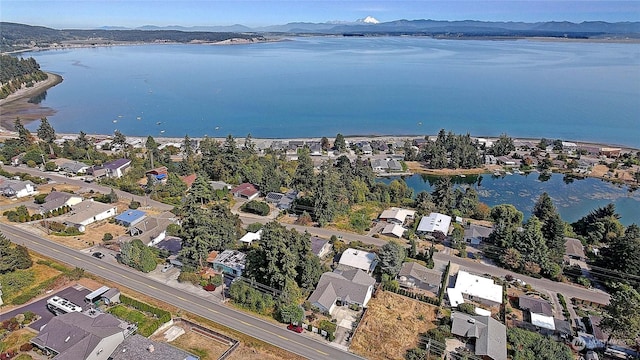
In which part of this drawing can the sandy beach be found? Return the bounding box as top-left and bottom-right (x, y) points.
(0, 72), (63, 131)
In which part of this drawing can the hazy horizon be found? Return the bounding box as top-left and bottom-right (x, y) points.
(2, 0), (639, 29)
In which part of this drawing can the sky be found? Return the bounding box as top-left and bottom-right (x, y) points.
(1, 0), (639, 29)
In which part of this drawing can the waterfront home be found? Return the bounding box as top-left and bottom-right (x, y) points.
(464, 224), (494, 246)
(447, 270), (503, 307)
(337, 248), (378, 274)
(417, 212), (452, 236)
(231, 183), (259, 200)
(599, 147), (621, 158)
(450, 312), (507, 360)
(397, 262), (443, 294)
(308, 268), (375, 315)
(379, 207), (416, 225)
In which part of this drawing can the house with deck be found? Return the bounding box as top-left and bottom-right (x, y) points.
(417, 212), (452, 236)
(308, 268), (375, 315)
(397, 262), (443, 294)
(450, 312), (507, 360)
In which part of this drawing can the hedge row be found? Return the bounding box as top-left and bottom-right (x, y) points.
(120, 294), (171, 322)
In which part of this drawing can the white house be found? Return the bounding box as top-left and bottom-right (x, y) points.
(65, 200), (118, 231)
(381, 223), (406, 238)
(379, 207), (416, 225)
(338, 248), (378, 274)
(239, 229), (262, 246)
(0, 177), (37, 198)
(447, 270), (503, 307)
(417, 212), (452, 235)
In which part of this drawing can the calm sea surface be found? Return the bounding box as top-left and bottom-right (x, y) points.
(24, 37), (640, 147)
(383, 173), (640, 226)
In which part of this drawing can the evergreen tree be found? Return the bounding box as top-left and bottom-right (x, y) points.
(432, 176), (453, 213)
(572, 203), (624, 244)
(513, 216), (550, 275)
(14, 118), (33, 147)
(334, 133), (346, 152)
(490, 133), (515, 156)
(489, 204), (523, 249)
(378, 241), (405, 277)
(598, 224), (640, 286)
(600, 283), (640, 346)
(292, 148), (315, 193)
(37, 117), (56, 155)
(532, 192), (565, 263)
(189, 173), (213, 205)
(112, 130), (127, 148)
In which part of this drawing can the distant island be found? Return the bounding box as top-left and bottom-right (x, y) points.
(2, 19), (640, 53)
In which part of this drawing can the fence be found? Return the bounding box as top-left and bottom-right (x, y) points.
(172, 318), (239, 360)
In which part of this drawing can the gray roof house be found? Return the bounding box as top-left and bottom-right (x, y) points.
(100, 288), (121, 305)
(31, 312), (127, 360)
(310, 236), (332, 259)
(464, 224), (494, 246)
(564, 237), (586, 263)
(65, 200), (118, 230)
(91, 158), (132, 179)
(397, 262), (443, 294)
(518, 296), (553, 317)
(451, 312), (507, 360)
(60, 160), (90, 175)
(308, 269), (375, 315)
(0, 177), (37, 198)
(110, 334), (199, 360)
(37, 191), (83, 214)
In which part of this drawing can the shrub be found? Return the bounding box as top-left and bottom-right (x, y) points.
(129, 200), (140, 209)
(240, 200), (270, 216)
(19, 343), (33, 352)
(103, 233), (114, 241)
(177, 271), (201, 286)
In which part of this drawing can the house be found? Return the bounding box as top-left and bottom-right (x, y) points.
(308, 269), (375, 315)
(379, 207), (415, 225)
(564, 237), (586, 263)
(518, 296), (556, 331)
(65, 200), (118, 231)
(0, 177), (37, 198)
(210, 181), (232, 191)
(231, 183), (259, 201)
(360, 143), (373, 155)
(447, 270), (503, 307)
(114, 210), (146, 228)
(337, 248), (378, 274)
(387, 159), (403, 172)
(102, 158), (132, 179)
(397, 262), (443, 294)
(310, 236), (332, 259)
(309, 142), (323, 156)
(210, 250), (246, 277)
(145, 166), (168, 185)
(277, 190), (298, 210)
(370, 158), (403, 173)
(599, 147), (621, 158)
(413, 138), (428, 147)
(381, 223), (406, 238)
(31, 312), (128, 360)
(587, 315), (607, 342)
(110, 334), (199, 360)
(417, 212), (452, 236)
(60, 161), (90, 175)
(128, 213), (176, 246)
(181, 173), (197, 189)
(484, 154), (497, 165)
(239, 229), (262, 246)
(37, 191), (83, 214)
(464, 224), (494, 246)
(450, 312), (507, 360)
(100, 288), (121, 305)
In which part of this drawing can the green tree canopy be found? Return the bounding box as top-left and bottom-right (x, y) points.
(378, 241), (406, 277)
(600, 283), (640, 345)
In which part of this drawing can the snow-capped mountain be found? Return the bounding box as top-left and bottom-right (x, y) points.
(357, 16), (380, 24)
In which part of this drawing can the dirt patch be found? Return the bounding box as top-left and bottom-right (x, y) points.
(590, 164), (637, 183)
(0, 328), (37, 353)
(165, 330), (229, 360)
(350, 290), (438, 360)
(228, 343), (302, 360)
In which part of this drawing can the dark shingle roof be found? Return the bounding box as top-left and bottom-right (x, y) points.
(110, 334), (199, 360)
(518, 296), (553, 317)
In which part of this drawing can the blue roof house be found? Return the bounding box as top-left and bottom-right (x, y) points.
(115, 210), (146, 227)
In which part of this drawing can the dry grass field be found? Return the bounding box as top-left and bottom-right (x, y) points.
(160, 330), (230, 360)
(350, 290), (439, 360)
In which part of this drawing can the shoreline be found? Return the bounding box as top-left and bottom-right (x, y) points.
(0, 72), (63, 131)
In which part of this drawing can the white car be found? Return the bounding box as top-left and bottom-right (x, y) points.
(161, 263), (173, 272)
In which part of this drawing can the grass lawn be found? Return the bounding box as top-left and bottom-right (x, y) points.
(0, 255), (65, 306)
(167, 331), (229, 360)
(107, 304), (158, 337)
(0, 328), (36, 353)
(350, 290), (438, 360)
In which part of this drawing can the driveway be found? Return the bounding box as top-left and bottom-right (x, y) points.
(0, 285), (91, 331)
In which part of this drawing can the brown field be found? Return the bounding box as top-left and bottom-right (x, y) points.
(162, 330), (230, 360)
(350, 290), (439, 360)
(590, 164), (637, 183)
(228, 343), (302, 360)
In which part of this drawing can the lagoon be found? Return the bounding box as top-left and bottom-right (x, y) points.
(383, 173), (640, 226)
(24, 37), (640, 147)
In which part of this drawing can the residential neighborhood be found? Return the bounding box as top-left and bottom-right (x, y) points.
(0, 128), (638, 360)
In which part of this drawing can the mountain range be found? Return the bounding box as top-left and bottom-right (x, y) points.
(102, 18), (640, 35)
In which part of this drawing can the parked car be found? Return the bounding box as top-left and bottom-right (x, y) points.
(92, 252), (105, 259)
(287, 324), (303, 333)
(161, 263), (174, 273)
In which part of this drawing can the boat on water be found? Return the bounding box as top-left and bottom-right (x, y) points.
(493, 171), (502, 176)
(459, 174), (466, 178)
(513, 169), (525, 175)
(505, 171), (513, 175)
(137, 116), (142, 120)
(112, 120), (117, 123)
(160, 130), (165, 134)
(156, 121), (162, 125)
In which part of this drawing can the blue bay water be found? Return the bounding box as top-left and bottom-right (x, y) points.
(383, 173), (640, 226)
(25, 37), (640, 147)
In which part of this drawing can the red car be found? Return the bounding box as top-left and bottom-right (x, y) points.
(287, 324), (303, 333)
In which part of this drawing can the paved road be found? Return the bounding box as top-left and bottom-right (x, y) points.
(0, 223), (364, 360)
(2, 165), (173, 211)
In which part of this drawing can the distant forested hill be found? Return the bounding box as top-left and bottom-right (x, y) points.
(0, 54), (48, 99)
(0, 22), (264, 52)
